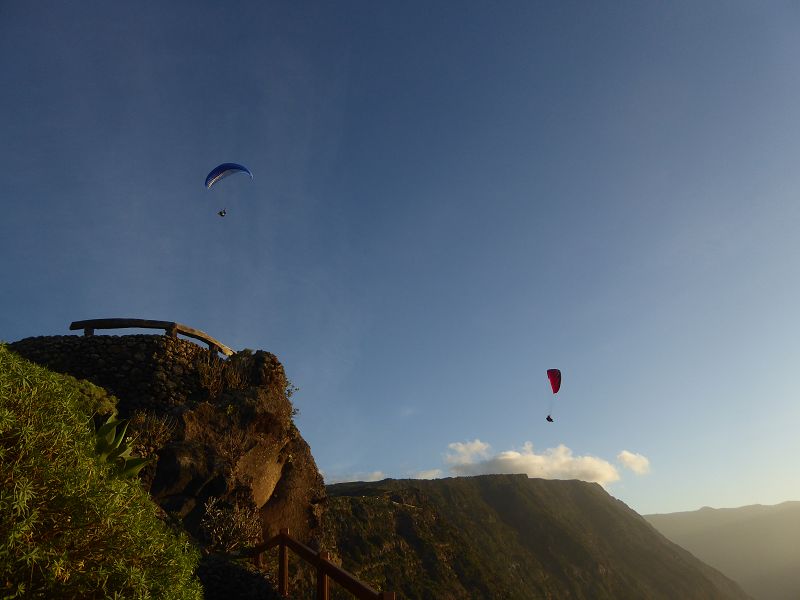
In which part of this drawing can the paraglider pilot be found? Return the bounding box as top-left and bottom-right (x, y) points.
(206, 163), (252, 218)
(546, 369), (560, 424)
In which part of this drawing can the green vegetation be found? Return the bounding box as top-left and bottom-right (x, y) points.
(199, 496), (262, 553)
(195, 350), (255, 398)
(313, 476), (752, 600)
(94, 413), (153, 479)
(0, 344), (202, 599)
(195, 349), (301, 417)
(128, 410), (177, 459)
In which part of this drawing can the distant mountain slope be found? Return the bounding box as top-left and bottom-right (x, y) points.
(646, 502), (800, 600)
(318, 475), (750, 599)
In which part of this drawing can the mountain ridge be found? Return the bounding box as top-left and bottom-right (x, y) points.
(646, 501), (800, 600)
(307, 474), (752, 599)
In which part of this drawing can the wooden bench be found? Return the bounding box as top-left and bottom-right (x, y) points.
(69, 318), (234, 357)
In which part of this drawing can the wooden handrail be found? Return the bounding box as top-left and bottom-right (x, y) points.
(69, 318), (234, 356)
(243, 528), (396, 600)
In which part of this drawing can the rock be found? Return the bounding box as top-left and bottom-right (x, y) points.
(196, 554), (283, 600)
(8, 335), (327, 550)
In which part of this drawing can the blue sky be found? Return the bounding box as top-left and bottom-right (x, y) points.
(2, 1), (800, 514)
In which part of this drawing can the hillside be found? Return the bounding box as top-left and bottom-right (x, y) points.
(4, 333), (757, 599)
(315, 476), (752, 599)
(646, 502), (800, 600)
(0, 344), (202, 598)
(6, 334), (322, 599)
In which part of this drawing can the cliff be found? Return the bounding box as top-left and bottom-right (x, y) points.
(309, 475), (752, 600)
(8, 334), (326, 549)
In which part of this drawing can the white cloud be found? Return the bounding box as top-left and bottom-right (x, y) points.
(617, 450), (651, 475)
(445, 439), (492, 465)
(444, 439), (620, 486)
(414, 469), (443, 479)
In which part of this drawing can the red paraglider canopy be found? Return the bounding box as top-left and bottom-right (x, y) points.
(546, 369), (561, 394)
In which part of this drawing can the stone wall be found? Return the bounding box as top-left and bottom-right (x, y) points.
(9, 334), (209, 416)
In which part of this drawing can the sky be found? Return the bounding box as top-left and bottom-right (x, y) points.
(2, 1), (800, 515)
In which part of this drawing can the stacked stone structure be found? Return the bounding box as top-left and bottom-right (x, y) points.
(8, 333), (326, 549)
(9, 334), (207, 415)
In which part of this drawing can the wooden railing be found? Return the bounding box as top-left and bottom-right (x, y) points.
(244, 528), (396, 600)
(69, 318), (234, 357)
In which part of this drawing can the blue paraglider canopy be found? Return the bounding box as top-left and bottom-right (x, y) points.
(205, 163), (253, 189)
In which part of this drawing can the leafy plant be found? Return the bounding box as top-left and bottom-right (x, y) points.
(94, 413), (153, 479)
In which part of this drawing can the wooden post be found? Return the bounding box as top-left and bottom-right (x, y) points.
(279, 528), (289, 597)
(165, 323), (178, 338)
(253, 548), (265, 569)
(83, 328), (94, 336)
(317, 551), (330, 600)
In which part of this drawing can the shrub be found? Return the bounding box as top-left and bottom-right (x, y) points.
(200, 496), (262, 554)
(196, 352), (225, 399)
(195, 350), (254, 400)
(222, 351), (255, 391)
(0, 345), (202, 599)
(128, 410), (177, 458)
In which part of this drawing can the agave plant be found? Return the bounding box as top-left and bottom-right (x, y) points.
(94, 412), (153, 479)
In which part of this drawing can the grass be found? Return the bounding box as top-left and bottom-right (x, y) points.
(0, 344), (202, 599)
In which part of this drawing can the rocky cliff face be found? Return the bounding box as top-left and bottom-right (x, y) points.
(311, 475), (752, 600)
(9, 334), (325, 547)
